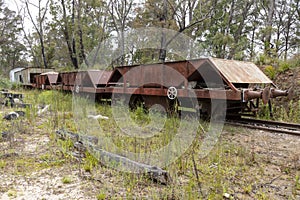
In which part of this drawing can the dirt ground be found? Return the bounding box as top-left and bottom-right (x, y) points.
(222, 129), (300, 199)
(0, 113), (299, 199)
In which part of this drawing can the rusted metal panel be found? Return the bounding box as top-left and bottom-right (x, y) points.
(47, 73), (59, 84)
(113, 64), (186, 88)
(40, 72), (59, 85)
(96, 71), (112, 85)
(86, 70), (101, 86)
(209, 58), (272, 84)
(35, 75), (46, 88)
(60, 71), (78, 86)
(76, 70), (113, 88)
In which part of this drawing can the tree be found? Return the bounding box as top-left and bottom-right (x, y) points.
(107, 0), (134, 65)
(0, 0), (26, 74)
(168, 0), (214, 59)
(257, 0), (276, 57)
(49, 0), (109, 69)
(278, 0), (299, 59)
(25, 0), (50, 68)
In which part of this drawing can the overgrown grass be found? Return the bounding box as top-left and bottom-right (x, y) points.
(258, 100), (300, 123)
(1, 88), (298, 199)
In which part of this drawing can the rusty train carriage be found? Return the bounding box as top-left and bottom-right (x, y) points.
(34, 58), (290, 117)
(36, 72), (59, 89)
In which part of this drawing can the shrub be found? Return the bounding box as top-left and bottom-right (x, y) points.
(278, 61), (290, 72)
(264, 65), (276, 79)
(0, 77), (12, 89)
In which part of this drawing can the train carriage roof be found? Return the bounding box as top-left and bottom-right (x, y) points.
(208, 58), (273, 84)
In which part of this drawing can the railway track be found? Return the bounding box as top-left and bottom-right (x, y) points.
(226, 118), (300, 136)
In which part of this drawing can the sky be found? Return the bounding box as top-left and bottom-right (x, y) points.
(5, 0), (42, 32)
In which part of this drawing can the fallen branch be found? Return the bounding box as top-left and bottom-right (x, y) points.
(55, 129), (171, 184)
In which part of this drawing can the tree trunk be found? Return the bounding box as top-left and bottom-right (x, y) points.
(25, 0), (49, 68)
(264, 0), (275, 56)
(61, 0), (78, 69)
(39, 32), (48, 68)
(77, 0), (89, 67)
(228, 1), (250, 59)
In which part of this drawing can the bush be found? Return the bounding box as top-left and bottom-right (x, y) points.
(264, 65), (276, 79)
(256, 54), (273, 65)
(0, 77), (12, 89)
(278, 61), (290, 72)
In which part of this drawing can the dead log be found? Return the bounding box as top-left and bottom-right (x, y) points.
(55, 129), (171, 184)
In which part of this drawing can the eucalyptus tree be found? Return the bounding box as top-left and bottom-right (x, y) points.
(107, 0), (135, 65)
(256, 0), (276, 57)
(274, 0), (299, 59)
(25, 0), (50, 68)
(169, 0), (214, 58)
(0, 0), (26, 74)
(49, 0), (109, 69)
(131, 0), (214, 62)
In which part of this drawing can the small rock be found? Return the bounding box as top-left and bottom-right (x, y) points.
(15, 110), (25, 117)
(13, 98), (22, 104)
(3, 111), (25, 120)
(87, 114), (109, 120)
(1, 131), (9, 139)
(37, 104), (50, 115)
(223, 193), (231, 199)
(3, 112), (19, 120)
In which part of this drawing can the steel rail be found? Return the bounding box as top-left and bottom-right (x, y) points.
(226, 118), (300, 136)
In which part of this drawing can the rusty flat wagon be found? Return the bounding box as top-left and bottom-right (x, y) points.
(32, 57), (290, 118)
(36, 72), (59, 89)
(101, 58), (289, 117)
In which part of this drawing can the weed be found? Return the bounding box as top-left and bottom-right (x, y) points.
(295, 174), (300, 190)
(96, 192), (106, 200)
(255, 189), (268, 200)
(7, 189), (17, 198)
(57, 138), (74, 158)
(278, 60), (290, 72)
(62, 176), (72, 184)
(283, 167), (291, 174)
(83, 152), (98, 172)
(0, 160), (6, 169)
(243, 184), (252, 194)
(131, 105), (150, 126)
(0, 77), (13, 89)
(264, 65), (276, 79)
